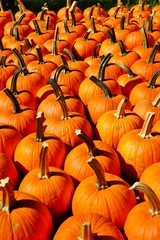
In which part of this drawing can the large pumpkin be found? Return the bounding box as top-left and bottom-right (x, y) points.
(72, 157), (137, 229)
(0, 177), (53, 240)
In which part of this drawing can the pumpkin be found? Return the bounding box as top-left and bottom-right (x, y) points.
(95, 98), (144, 149)
(117, 111), (160, 180)
(6, 43), (38, 66)
(86, 75), (131, 125)
(78, 53), (122, 106)
(64, 129), (121, 186)
(0, 177), (53, 240)
(0, 67), (37, 111)
(99, 27), (121, 56)
(129, 68), (160, 106)
(15, 0), (36, 24)
(27, 19), (53, 46)
(108, 39), (140, 68)
(72, 28), (99, 60)
(26, 45), (57, 84)
(0, 55), (17, 89)
(140, 162), (160, 201)
(19, 142), (75, 219)
(130, 41), (160, 82)
(0, 88), (36, 137)
(53, 213), (124, 240)
(14, 111), (67, 177)
(72, 157), (137, 229)
(6, 48), (46, 97)
(44, 93), (92, 151)
(133, 93), (160, 124)
(117, 62), (145, 98)
(124, 181), (160, 240)
(50, 59), (86, 96)
(37, 74), (85, 119)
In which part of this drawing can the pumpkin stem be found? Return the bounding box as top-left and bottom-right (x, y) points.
(98, 53), (113, 81)
(140, 27), (149, 48)
(147, 41), (159, 64)
(117, 40), (127, 56)
(138, 111), (155, 138)
(114, 98), (128, 118)
(32, 19), (42, 35)
(88, 5), (95, 20)
(77, 222), (94, 240)
(64, 48), (77, 62)
(90, 43), (101, 59)
(0, 55), (7, 68)
(130, 181), (160, 216)
(54, 25), (59, 41)
(49, 64), (67, 85)
(17, 0), (27, 12)
(38, 142), (49, 179)
(10, 68), (22, 94)
(75, 129), (98, 156)
(87, 157), (108, 190)
(63, 16), (70, 34)
(152, 93), (160, 107)
(0, 177), (15, 213)
(147, 69), (160, 88)
(3, 88), (22, 114)
(82, 28), (92, 41)
(36, 112), (45, 142)
(89, 75), (113, 98)
(70, 8), (76, 27)
(19, 43), (25, 56)
(51, 39), (58, 56)
(106, 27), (117, 44)
(116, 62), (136, 78)
(25, 37), (34, 51)
(11, 48), (28, 73)
(90, 16), (97, 33)
(57, 95), (69, 120)
(119, 15), (125, 30)
(35, 45), (44, 64)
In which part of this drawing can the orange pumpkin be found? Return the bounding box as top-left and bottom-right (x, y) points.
(0, 177), (53, 240)
(54, 213), (124, 240)
(72, 157), (136, 229)
(124, 181), (160, 240)
(19, 142), (74, 219)
(64, 129), (121, 186)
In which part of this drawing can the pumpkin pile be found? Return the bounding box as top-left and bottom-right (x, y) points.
(1, 0), (160, 239)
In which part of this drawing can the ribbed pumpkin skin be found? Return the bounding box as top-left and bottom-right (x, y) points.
(95, 109), (143, 149)
(140, 162), (160, 200)
(72, 172), (137, 229)
(0, 191), (53, 240)
(64, 140), (121, 184)
(53, 213), (125, 240)
(19, 166), (75, 219)
(14, 133), (67, 177)
(124, 202), (160, 240)
(117, 129), (160, 180)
